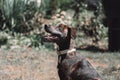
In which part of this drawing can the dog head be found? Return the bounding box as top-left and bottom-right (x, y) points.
(42, 24), (76, 50)
(43, 24), (76, 43)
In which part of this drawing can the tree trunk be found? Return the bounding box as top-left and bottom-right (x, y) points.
(102, 0), (120, 51)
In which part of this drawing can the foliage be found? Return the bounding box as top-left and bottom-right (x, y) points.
(0, 0), (41, 32)
(0, 0), (108, 49)
(0, 32), (8, 46)
(71, 1), (108, 46)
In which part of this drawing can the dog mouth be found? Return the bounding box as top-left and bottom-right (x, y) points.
(42, 34), (59, 42)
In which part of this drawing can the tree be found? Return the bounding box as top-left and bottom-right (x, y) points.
(102, 0), (120, 51)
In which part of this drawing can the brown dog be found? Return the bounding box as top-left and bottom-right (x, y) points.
(42, 24), (103, 80)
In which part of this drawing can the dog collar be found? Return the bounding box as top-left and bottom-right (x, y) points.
(57, 48), (76, 55)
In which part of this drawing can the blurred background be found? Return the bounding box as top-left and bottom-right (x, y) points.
(0, 0), (108, 50)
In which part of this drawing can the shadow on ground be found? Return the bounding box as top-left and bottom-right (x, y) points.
(77, 45), (108, 52)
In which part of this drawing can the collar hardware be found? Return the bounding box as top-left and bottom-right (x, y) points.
(57, 48), (76, 55)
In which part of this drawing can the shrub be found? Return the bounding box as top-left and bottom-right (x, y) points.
(0, 32), (8, 46)
(0, 0), (42, 32)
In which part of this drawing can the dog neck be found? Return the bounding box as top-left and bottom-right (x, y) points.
(57, 39), (76, 64)
(57, 27), (76, 51)
(57, 39), (76, 55)
(57, 27), (76, 60)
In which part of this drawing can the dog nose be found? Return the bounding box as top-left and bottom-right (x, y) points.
(45, 24), (51, 28)
(45, 24), (48, 27)
(45, 24), (48, 28)
(45, 24), (50, 30)
(44, 24), (52, 33)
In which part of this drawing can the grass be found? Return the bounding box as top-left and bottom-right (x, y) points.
(0, 48), (120, 80)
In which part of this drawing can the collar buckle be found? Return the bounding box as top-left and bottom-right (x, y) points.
(57, 48), (76, 55)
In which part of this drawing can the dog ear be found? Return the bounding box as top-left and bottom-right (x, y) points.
(71, 28), (76, 39)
